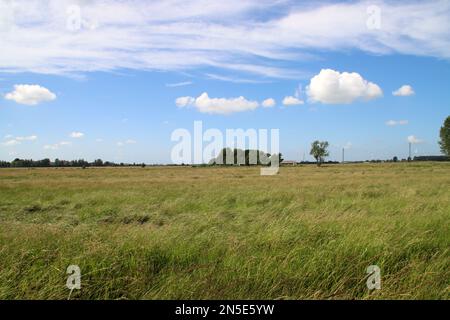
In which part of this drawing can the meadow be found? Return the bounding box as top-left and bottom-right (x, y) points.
(0, 163), (448, 299)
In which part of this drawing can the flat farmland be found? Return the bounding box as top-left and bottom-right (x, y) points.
(0, 163), (448, 299)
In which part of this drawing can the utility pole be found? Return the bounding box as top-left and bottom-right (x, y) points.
(409, 142), (412, 161)
(342, 148), (345, 163)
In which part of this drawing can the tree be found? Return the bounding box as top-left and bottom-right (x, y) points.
(310, 140), (329, 166)
(93, 159), (104, 167)
(277, 153), (284, 165)
(439, 116), (450, 156)
(393, 156), (398, 162)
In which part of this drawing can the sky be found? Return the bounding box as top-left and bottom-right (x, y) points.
(1, 0), (449, 163)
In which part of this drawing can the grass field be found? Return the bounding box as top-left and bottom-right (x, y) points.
(0, 163), (449, 300)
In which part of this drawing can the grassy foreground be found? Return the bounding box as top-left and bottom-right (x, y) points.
(0, 163), (449, 300)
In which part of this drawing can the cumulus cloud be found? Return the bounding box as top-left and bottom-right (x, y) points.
(176, 92), (259, 114)
(306, 69), (383, 104)
(282, 96), (304, 106)
(70, 132), (84, 138)
(262, 98), (276, 108)
(175, 96), (195, 108)
(407, 135), (423, 144)
(393, 85), (415, 96)
(5, 84), (56, 105)
(386, 120), (409, 126)
(1, 1), (449, 78)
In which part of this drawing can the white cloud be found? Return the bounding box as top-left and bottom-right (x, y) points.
(386, 120), (409, 126)
(166, 81), (193, 87)
(96, 138), (103, 142)
(1, 1), (449, 78)
(44, 144), (58, 150)
(306, 69), (383, 104)
(4, 134), (13, 139)
(1, 135), (38, 146)
(2, 139), (21, 147)
(44, 141), (71, 150)
(15, 135), (38, 141)
(5, 84), (56, 105)
(282, 96), (304, 106)
(176, 92), (259, 114)
(393, 85), (415, 96)
(343, 142), (352, 150)
(262, 98), (276, 108)
(205, 73), (271, 84)
(70, 132), (84, 138)
(407, 135), (423, 144)
(117, 139), (137, 147)
(175, 96), (195, 108)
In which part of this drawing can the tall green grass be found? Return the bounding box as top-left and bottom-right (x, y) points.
(0, 163), (448, 299)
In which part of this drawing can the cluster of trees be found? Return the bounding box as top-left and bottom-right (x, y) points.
(413, 156), (449, 162)
(208, 148), (283, 166)
(0, 158), (147, 168)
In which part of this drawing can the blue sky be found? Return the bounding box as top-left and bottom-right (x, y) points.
(1, 0), (449, 163)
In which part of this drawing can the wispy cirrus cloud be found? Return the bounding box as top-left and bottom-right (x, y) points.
(1, 135), (38, 147)
(165, 81), (193, 88)
(0, 1), (449, 78)
(44, 141), (71, 150)
(117, 139), (137, 147)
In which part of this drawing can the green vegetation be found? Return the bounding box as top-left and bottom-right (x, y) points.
(0, 163), (449, 299)
(209, 148), (282, 166)
(310, 140), (330, 166)
(439, 116), (450, 156)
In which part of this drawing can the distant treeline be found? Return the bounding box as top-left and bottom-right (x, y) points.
(413, 156), (449, 161)
(0, 158), (146, 168)
(1, 155), (448, 168)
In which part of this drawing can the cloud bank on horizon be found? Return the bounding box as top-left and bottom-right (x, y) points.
(0, 0), (449, 79)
